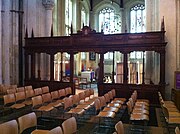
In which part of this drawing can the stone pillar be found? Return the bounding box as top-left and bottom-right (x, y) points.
(42, 0), (55, 80)
(42, 0), (55, 36)
(145, 0), (159, 84)
(2, 0), (11, 84)
(0, 0), (2, 83)
(145, 0), (159, 31)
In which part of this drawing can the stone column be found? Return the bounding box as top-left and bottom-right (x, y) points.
(42, 0), (55, 80)
(42, 0), (55, 36)
(0, 0), (2, 83)
(2, 0), (11, 84)
(145, 0), (158, 84)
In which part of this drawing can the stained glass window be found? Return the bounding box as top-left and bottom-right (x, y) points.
(130, 4), (145, 33)
(99, 8), (121, 34)
(65, 0), (72, 35)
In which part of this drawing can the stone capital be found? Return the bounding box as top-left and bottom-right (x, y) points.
(42, 0), (55, 10)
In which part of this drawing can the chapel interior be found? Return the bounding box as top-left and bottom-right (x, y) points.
(0, 0), (180, 134)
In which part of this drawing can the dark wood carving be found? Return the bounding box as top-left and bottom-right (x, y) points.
(24, 26), (167, 104)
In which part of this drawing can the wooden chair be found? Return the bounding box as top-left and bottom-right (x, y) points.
(34, 88), (42, 96)
(16, 87), (25, 92)
(42, 86), (49, 94)
(24, 89), (34, 105)
(51, 91), (63, 107)
(126, 101), (149, 123)
(0, 120), (18, 134)
(15, 91), (27, 107)
(58, 89), (66, 99)
(65, 97), (85, 117)
(175, 126), (180, 134)
(49, 126), (63, 134)
(24, 85), (33, 91)
(7, 88), (16, 94)
(3, 93), (25, 109)
(18, 112), (37, 134)
(114, 121), (124, 134)
(42, 93), (62, 108)
(65, 87), (72, 97)
(111, 89), (126, 103)
(62, 117), (77, 134)
(32, 95), (54, 113)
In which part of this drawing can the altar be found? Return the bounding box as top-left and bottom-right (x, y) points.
(81, 71), (94, 82)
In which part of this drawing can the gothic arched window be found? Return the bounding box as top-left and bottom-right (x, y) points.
(130, 4), (145, 33)
(99, 7), (121, 34)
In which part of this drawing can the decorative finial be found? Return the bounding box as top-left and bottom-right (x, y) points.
(31, 28), (34, 38)
(71, 23), (73, 34)
(161, 16), (165, 31)
(25, 27), (28, 38)
(125, 23), (127, 33)
(51, 24), (53, 37)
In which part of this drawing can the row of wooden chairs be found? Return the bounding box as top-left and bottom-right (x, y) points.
(93, 89), (126, 125)
(158, 92), (180, 124)
(62, 89), (97, 118)
(31, 87), (73, 114)
(0, 112), (78, 134)
(0, 84), (17, 95)
(6, 85), (49, 95)
(126, 90), (150, 124)
(3, 86), (72, 111)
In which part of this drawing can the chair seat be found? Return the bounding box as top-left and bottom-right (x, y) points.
(130, 113), (149, 121)
(114, 98), (126, 102)
(50, 101), (62, 108)
(81, 100), (94, 106)
(136, 99), (149, 104)
(107, 103), (121, 108)
(11, 103), (25, 109)
(23, 100), (32, 105)
(132, 109), (149, 115)
(135, 101), (149, 107)
(76, 104), (91, 110)
(37, 105), (54, 112)
(103, 107), (119, 113)
(31, 129), (50, 134)
(97, 111), (115, 118)
(168, 112), (180, 117)
(111, 100), (124, 105)
(168, 117), (180, 124)
(134, 105), (149, 110)
(166, 107), (179, 112)
(68, 108), (85, 115)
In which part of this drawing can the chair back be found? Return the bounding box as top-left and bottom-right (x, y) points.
(58, 89), (66, 99)
(49, 126), (63, 134)
(0, 120), (18, 134)
(24, 85), (33, 91)
(15, 91), (26, 102)
(25, 89), (34, 98)
(18, 112), (37, 134)
(175, 127), (180, 134)
(51, 91), (59, 100)
(3, 94), (16, 105)
(42, 93), (52, 103)
(62, 117), (77, 134)
(34, 88), (42, 96)
(16, 87), (25, 92)
(42, 86), (49, 94)
(32, 95), (43, 108)
(115, 121), (124, 134)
